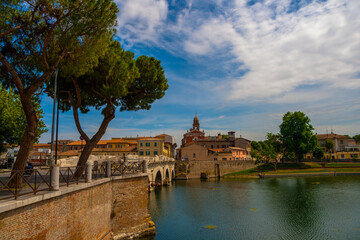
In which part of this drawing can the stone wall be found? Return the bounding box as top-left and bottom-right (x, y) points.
(111, 177), (150, 237)
(177, 160), (256, 179)
(0, 174), (152, 240)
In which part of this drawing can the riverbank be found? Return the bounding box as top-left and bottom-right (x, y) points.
(223, 162), (360, 178)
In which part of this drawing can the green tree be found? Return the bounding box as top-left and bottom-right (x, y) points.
(250, 133), (282, 170)
(0, 85), (47, 152)
(312, 146), (324, 160)
(55, 40), (168, 173)
(0, 0), (118, 174)
(324, 139), (334, 160)
(353, 134), (360, 144)
(279, 111), (317, 163)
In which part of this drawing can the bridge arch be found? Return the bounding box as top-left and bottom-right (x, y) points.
(155, 170), (162, 185)
(165, 168), (170, 180)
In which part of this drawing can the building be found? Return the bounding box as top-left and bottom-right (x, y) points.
(155, 134), (177, 158)
(106, 138), (138, 149)
(56, 134), (177, 161)
(66, 140), (108, 151)
(181, 114), (205, 147)
(313, 132), (359, 160)
(177, 115), (251, 161)
(137, 138), (167, 157)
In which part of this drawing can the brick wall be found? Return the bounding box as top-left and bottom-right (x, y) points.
(111, 177), (149, 235)
(182, 160), (256, 179)
(0, 175), (150, 240)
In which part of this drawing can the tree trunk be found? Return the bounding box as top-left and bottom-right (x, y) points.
(273, 161), (277, 171)
(73, 107), (115, 178)
(9, 94), (38, 187)
(296, 153), (300, 164)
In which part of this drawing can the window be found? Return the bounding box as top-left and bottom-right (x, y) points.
(340, 140), (343, 144)
(108, 144), (112, 148)
(154, 150), (158, 156)
(139, 151), (144, 156)
(214, 158), (217, 161)
(211, 145), (214, 148)
(222, 145), (226, 148)
(193, 153), (196, 158)
(146, 150), (151, 156)
(222, 158), (227, 160)
(116, 144), (120, 148)
(154, 142), (157, 147)
(140, 142), (143, 147)
(146, 142), (150, 147)
(341, 154), (345, 159)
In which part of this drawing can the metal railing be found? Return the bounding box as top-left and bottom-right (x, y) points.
(92, 161), (107, 180)
(111, 160), (143, 176)
(59, 166), (86, 187)
(0, 169), (51, 200)
(0, 160), (148, 200)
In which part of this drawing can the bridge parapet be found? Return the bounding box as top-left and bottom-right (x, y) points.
(125, 154), (175, 163)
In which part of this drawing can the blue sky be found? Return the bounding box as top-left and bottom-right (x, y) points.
(39, 0), (360, 145)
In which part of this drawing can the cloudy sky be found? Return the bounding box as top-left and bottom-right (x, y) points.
(40, 0), (360, 145)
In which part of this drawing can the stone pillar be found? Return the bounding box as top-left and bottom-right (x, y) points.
(143, 160), (148, 173)
(51, 166), (59, 191)
(85, 162), (92, 183)
(107, 161), (112, 178)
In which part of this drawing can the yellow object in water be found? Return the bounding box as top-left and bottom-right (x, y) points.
(250, 208), (260, 211)
(205, 225), (217, 229)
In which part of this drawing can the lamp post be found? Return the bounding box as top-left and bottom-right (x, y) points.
(50, 69), (58, 167)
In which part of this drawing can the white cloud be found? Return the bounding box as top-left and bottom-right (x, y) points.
(181, 0), (360, 101)
(115, 0), (168, 44)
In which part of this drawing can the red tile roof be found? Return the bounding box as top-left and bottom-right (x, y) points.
(67, 140), (109, 146)
(317, 133), (350, 140)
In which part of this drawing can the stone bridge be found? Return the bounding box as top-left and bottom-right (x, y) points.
(126, 155), (175, 187)
(58, 154), (175, 187)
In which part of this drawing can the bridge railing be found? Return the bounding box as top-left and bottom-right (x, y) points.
(0, 169), (51, 200)
(0, 159), (149, 200)
(111, 160), (144, 176)
(59, 166), (87, 187)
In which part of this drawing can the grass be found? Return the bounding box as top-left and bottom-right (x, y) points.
(223, 162), (360, 178)
(324, 163), (360, 168)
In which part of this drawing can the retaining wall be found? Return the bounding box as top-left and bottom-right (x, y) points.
(0, 174), (152, 240)
(177, 160), (256, 179)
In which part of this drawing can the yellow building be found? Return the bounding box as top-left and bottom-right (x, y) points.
(306, 132), (360, 160)
(155, 134), (177, 158)
(106, 138), (137, 149)
(137, 137), (169, 157)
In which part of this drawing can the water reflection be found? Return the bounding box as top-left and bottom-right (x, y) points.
(145, 176), (360, 240)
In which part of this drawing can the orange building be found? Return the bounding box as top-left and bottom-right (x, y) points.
(181, 115), (205, 147)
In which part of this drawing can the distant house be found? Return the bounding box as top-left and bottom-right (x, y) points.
(307, 132), (360, 160)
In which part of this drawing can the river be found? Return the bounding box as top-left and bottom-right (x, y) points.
(144, 176), (360, 240)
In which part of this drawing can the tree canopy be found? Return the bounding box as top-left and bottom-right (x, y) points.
(279, 111), (317, 163)
(0, 0), (118, 172)
(54, 39), (168, 170)
(353, 134), (360, 143)
(0, 85), (47, 152)
(251, 133), (282, 170)
(312, 146), (324, 160)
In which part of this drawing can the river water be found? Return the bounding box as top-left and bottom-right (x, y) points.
(145, 176), (360, 240)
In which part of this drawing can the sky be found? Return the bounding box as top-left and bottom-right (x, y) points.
(39, 0), (360, 146)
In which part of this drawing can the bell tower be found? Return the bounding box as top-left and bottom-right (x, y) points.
(193, 113), (200, 130)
